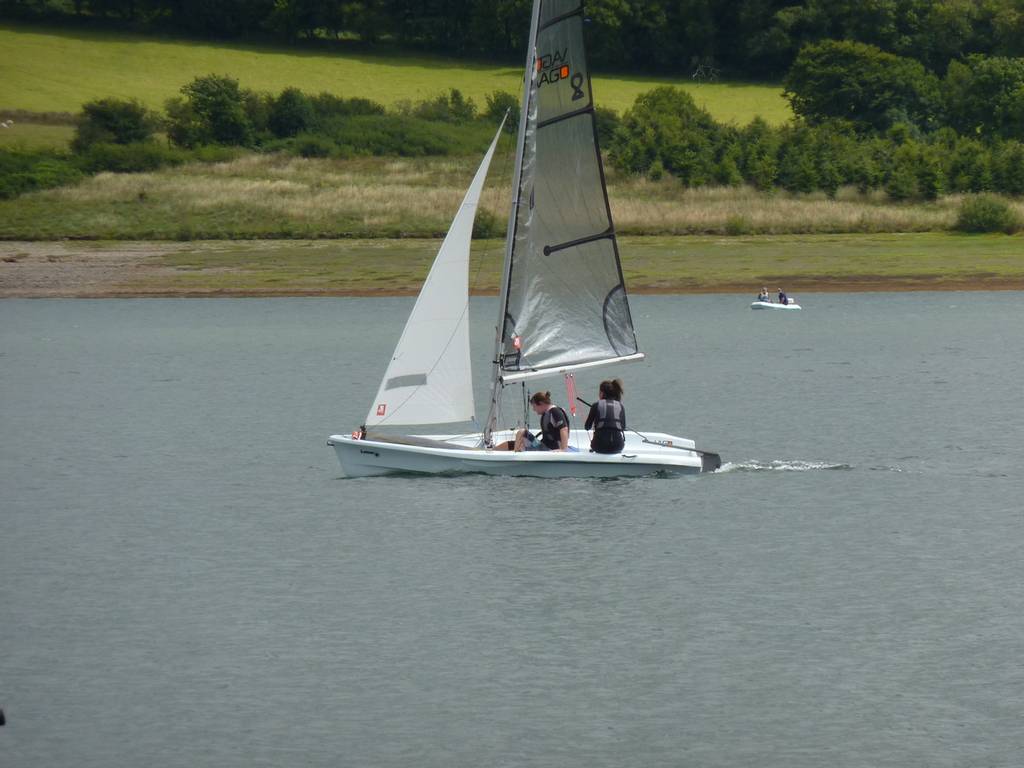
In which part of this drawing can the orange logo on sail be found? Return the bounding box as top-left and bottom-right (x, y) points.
(536, 48), (575, 89)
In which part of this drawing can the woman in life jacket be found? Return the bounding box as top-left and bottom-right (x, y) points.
(493, 391), (571, 452)
(585, 379), (626, 454)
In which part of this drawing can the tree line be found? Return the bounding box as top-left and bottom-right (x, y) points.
(608, 86), (1024, 207)
(786, 40), (1024, 138)
(64, 73), (1024, 204)
(4, 74), (1022, 233)
(5, 0), (1024, 78)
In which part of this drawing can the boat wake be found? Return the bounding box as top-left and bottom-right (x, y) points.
(716, 460), (852, 473)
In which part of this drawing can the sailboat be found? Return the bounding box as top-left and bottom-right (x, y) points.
(328, 0), (721, 477)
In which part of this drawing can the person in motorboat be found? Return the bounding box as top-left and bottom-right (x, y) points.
(494, 391), (571, 452)
(757, 287), (770, 302)
(585, 379), (627, 454)
(777, 287), (788, 305)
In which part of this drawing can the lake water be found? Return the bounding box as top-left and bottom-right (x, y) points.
(2, 294), (1023, 767)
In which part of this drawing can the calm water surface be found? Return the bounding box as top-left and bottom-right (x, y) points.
(1, 294), (1023, 767)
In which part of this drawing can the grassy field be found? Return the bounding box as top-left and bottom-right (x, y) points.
(0, 122), (75, 149)
(3, 152), (1010, 241)
(0, 23), (790, 124)
(2, 234), (1022, 297)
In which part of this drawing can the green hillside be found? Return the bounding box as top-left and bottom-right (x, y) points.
(0, 23), (790, 124)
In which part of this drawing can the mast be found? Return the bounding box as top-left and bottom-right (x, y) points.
(483, 0), (542, 444)
(483, 0), (644, 442)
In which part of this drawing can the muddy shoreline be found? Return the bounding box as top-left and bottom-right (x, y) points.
(3, 240), (1023, 297)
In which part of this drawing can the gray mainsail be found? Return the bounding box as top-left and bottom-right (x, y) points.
(497, 0), (640, 382)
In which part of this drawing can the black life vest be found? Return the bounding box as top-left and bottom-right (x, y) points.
(540, 406), (569, 449)
(594, 399), (626, 434)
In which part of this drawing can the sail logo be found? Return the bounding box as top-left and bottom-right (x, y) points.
(536, 49), (585, 100)
(376, 404), (387, 417)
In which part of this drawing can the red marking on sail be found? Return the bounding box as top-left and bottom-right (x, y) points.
(560, 66), (570, 78)
(513, 336), (522, 350)
(376, 404), (387, 416)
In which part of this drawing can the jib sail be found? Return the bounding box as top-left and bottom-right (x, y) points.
(365, 120), (506, 427)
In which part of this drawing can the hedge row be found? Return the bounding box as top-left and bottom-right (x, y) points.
(608, 87), (1024, 201)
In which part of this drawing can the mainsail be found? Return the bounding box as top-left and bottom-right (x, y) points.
(364, 120), (506, 427)
(496, 0), (641, 383)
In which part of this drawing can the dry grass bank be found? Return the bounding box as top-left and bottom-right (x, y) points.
(4, 153), (1016, 241)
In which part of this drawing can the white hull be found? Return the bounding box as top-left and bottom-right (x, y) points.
(328, 429), (719, 478)
(751, 301), (801, 310)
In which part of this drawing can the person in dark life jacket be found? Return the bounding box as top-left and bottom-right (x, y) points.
(585, 379), (627, 454)
(778, 287), (788, 305)
(493, 391), (571, 452)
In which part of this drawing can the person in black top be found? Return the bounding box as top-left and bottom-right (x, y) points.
(778, 287), (788, 305)
(493, 391), (570, 452)
(585, 379), (627, 454)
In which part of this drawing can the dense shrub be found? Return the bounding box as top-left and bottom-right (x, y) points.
(593, 106), (621, 148)
(472, 208), (503, 239)
(0, 148), (83, 199)
(309, 93), (385, 121)
(785, 40), (942, 133)
(714, 137), (744, 187)
(484, 90), (520, 129)
(947, 137), (993, 193)
(412, 89), (477, 123)
(72, 98), (159, 152)
(885, 155), (918, 201)
(944, 56), (1024, 139)
(74, 142), (189, 173)
(242, 91), (273, 136)
(188, 145), (244, 163)
(992, 141), (1024, 196)
(609, 87), (721, 185)
(954, 194), (1020, 233)
(312, 114), (493, 156)
(916, 147), (946, 200)
(737, 117), (780, 191)
(0, 140), (250, 200)
(166, 74), (254, 148)
(293, 134), (336, 158)
(268, 87), (314, 138)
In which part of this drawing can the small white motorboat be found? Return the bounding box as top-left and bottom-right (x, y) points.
(751, 298), (801, 310)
